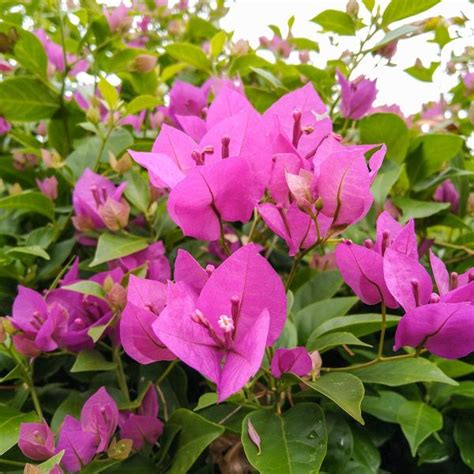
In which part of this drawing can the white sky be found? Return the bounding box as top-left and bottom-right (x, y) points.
(221, 0), (474, 114)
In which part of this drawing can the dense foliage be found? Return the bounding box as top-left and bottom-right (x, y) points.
(0, 0), (473, 472)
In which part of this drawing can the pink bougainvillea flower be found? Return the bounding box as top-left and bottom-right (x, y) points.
(430, 250), (473, 296)
(10, 286), (68, 354)
(336, 240), (399, 308)
(433, 179), (459, 214)
(258, 202), (329, 256)
(81, 387), (119, 452)
(383, 248), (433, 311)
(119, 386), (163, 450)
(104, 3), (132, 32)
(268, 152), (304, 206)
(120, 275), (174, 364)
(394, 302), (474, 359)
(0, 116), (11, 135)
(168, 80), (209, 122)
(18, 422), (55, 461)
(153, 244), (286, 401)
(56, 416), (97, 473)
(167, 157), (261, 240)
(263, 82), (331, 158)
(337, 69), (377, 120)
(36, 176), (58, 200)
(174, 249), (213, 296)
(270, 347), (312, 378)
(109, 242), (170, 282)
(72, 169), (128, 233)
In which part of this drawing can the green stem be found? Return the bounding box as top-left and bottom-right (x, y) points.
(93, 125), (114, 172)
(218, 216), (231, 256)
(377, 303), (387, 358)
(156, 360), (178, 386)
(0, 459), (25, 467)
(113, 347), (130, 403)
(247, 209), (260, 242)
(28, 379), (44, 419)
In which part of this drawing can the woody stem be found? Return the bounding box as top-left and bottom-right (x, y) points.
(113, 346), (130, 403)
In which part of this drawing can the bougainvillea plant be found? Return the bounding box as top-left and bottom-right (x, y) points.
(0, 0), (473, 472)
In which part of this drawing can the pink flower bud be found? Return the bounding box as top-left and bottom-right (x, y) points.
(133, 54), (157, 73)
(36, 176), (58, 200)
(98, 197), (130, 231)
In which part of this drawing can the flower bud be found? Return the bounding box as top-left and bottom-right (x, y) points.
(310, 350), (322, 378)
(376, 40), (397, 59)
(109, 152), (132, 174)
(36, 176), (58, 200)
(41, 149), (62, 169)
(108, 438), (133, 461)
(299, 50), (310, 64)
(106, 283), (127, 312)
(231, 39), (249, 56)
(9, 183), (22, 195)
(133, 54), (157, 73)
(346, 0), (359, 16)
(98, 198), (130, 231)
(86, 106), (101, 124)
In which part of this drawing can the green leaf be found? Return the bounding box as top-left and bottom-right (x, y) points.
(0, 364), (23, 383)
(14, 29), (47, 79)
(371, 24), (418, 50)
(294, 297), (358, 345)
(307, 331), (371, 353)
(406, 134), (464, 183)
(210, 30), (226, 58)
(288, 37), (319, 52)
(70, 350), (117, 373)
(382, 0), (441, 26)
(0, 77), (59, 121)
(371, 160), (401, 205)
(166, 42), (211, 71)
(298, 373), (365, 424)
(124, 170), (150, 213)
(194, 393), (218, 411)
(6, 245), (50, 260)
(165, 409), (224, 474)
(309, 313), (400, 339)
(51, 391), (87, 431)
(362, 0), (375, 11)
(431, 357), (474, 378)
(62, 281), (106, 299)
(37, 451), (65, 473)
(454, 418), (474, 470)
(125, 95), (161, 115)
(98, 77), (120, 109)
(311, 10), (356, 35)
(351, 426), (381, 472)
(351, 358), (457, 386)
(90, 233), (148, 267)
(0, 405), (38, 455)
(362, 390), (408, 423)
(0, 191), (54, 220)
(292, 270), (343, 311)
(392, 197), (450, 222)
(161, 63), (189, 81)
(405, 61), (439, 82)
(397, 401), (443, 456)
(359, 113), (409, 163)
(242, 403), (327, 473)
(250, 67), (284, 89)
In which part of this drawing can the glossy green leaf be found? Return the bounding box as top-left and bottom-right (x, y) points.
(352, 358), (457, 386)
(6, 245), (50, 260)
(210, 30), (226, 57)
(194, 393), (218, 411)
(397, 401), (443, 456)
(309, 313), (400, 339)
(392, 197), (450, 222)
(454, 418), (474, 470)
(124, 170), (151, 213)
(90, 233), (148, 267)
(242, 403), (327, 474)
(13, 29), (47, 78)
(382, 0), (441, 26)
(362, 390), (408, 423)
(307, 331), (371, 353)
(98, 77), (120, 109)
(292, 271), (343, 311)
(311, 10), (356, 35)
(62, 281), (106, 299)
(371, 160), (401, 205)
(0, 405), (38, 455)
(405, 61), (439, 82)
(37, 451), (65, 473)
(352, 426), (381, 472)
(165, 409), (224, 474)
(371, 24), (418, 50)
(70, 350), (117, 373)
(296, 373), (365, 424)
(125, 95), (161, 115)
(294, 297), (358, 345)
(0, 77), (59, 121)
(166, 42), (211, 71)
(0, 191), (55, 220)
(431, 357), (474, 378)
(288, 37), (319, 52)
(359, 113), (409, 163)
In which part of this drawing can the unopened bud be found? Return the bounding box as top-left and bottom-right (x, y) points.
(109, 152), (132, 174)
(98, 198), (130, 231)
(133, 54), (157, 73)
(107, 438), (133, 460)
(9, 183), (22, 195)
(346, 0), (359, 16)
(86, 106), (101, 124)
(41, 149), (62, 169)
(315, 197), (323, 212)
(1, 317), (15, 336)
(310, 350), (322, 379)
(106, 283), (127, 311)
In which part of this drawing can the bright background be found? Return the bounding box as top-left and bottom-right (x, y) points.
(220, 0), (473, 114)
